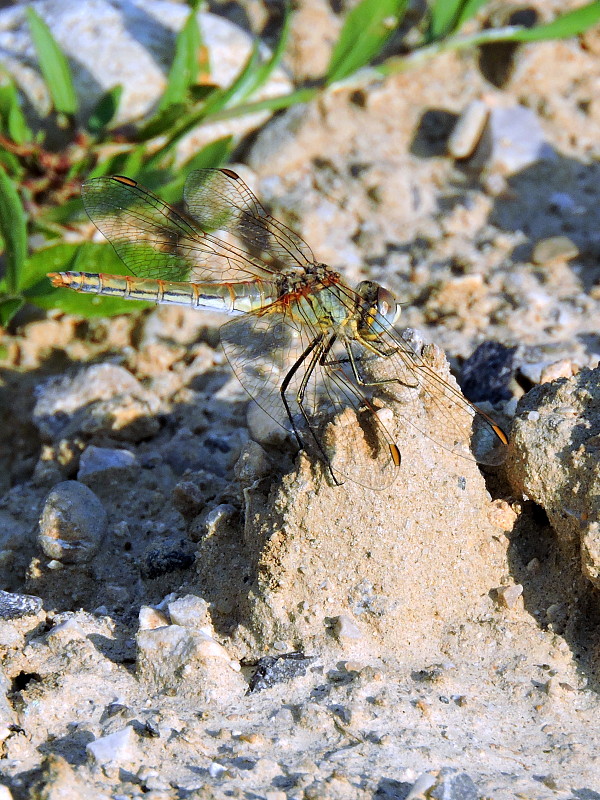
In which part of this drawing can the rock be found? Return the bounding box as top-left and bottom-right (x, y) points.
(140, 539), (195, 580)
(429, 769), (480, 800)
(234, 440), (272, 484)
(507, 366), (600, 588)
(77, 445), (138, 481)
(38, 481), (107, 563)
(448, 100), (489, 159)
(471, 104), (555, 174)
(247, 403), (290, 448)
(33, 363), (160, 442)
(248, 653), (314, 693)
(86, 726), (140, 767)
(332, 614), (364, 642)
(494, 584), (523, 609)
(532, 235), (579, 265)
(136, 624), (245, 700)
(138, 606), (169, 631)
(0, 590), (42, 620)
(0, 1), (291, 162)
(167, 595), (210, 629)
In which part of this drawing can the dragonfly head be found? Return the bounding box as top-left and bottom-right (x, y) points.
(355, 280), (400, 329)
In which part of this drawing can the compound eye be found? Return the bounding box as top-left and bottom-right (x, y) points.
(376, 287), (399, 325)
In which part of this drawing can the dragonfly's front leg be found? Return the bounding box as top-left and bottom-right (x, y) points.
(322, 339), (419, 391)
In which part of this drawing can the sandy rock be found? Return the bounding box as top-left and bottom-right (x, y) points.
(494, 584), (523, 609)
(38, 481), (107, 563)
(448, 100), (489, 159)
(507, 367), (600, 578)
(198, 348), (508, 663)
(138, 606), (169, 631)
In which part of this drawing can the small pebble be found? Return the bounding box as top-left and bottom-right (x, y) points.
(167, 595), (210, 629)
(532, 236), (578, 265)
(138, 606), (169, 631)
(86, 726), (139, 767)
(539, 360), (575, 384)
(247, 403), (289, 448)
(332, 614), (364, 642)
(38, 481), (107, 563)
(495, 584), (523, 609)
(77, 445), (137, 480)
(448, 100), (489, 159)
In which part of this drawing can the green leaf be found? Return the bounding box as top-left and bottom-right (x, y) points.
(26, 242), (151, 317)
(26, 6), (78, 115)
(136, 102), (189, 142)
(0, 296), (24, 326)
(157, 6), (202, 111)
(327, 0), (408, 83)
(152, 135), (234, 202)
(86, 85), (123, 135)
(0, 169), (27, 293)
(0, 75), (32, 144)
(501, 2), (600, 42)
(428, 0), (489, 40)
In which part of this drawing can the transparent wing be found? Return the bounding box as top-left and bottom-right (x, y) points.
(184, 169), (315, 270)
(331, 282), (509, 468)
(220, 301), (401, 490)
(81, 170), (311, 283)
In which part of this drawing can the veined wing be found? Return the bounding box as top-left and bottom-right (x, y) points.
(220, 299), (401, 490)
(81, 170), (311, 284)
(332, 281), (509, 467)
(184, 169), (315, 270)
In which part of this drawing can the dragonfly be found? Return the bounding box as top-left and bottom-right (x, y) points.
(48, 168), (508, 489)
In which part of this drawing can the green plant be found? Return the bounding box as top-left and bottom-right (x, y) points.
(1, 0), (599, 324)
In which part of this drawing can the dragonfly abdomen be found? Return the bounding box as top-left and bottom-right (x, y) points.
(48, 272), (274, 314)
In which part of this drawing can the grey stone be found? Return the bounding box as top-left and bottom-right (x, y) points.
(38, 481), (107, 563)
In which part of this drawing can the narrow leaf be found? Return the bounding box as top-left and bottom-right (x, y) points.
(327, 0), (408, 84)
(26, 6), (78, 115)
(428, 0), (489, 40)
(86, 85), (123, 134)
(501, 2), (600, 42)
(0, 76), (32, 143)
(0, 296), (24, 326)
(0, 169), (27, 293)
(158, 6), (202, 111)
(428, 0), (463, 40)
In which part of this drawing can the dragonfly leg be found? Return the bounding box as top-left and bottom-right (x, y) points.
(280, 333), (340, 484)
(322, 341), (419, 391)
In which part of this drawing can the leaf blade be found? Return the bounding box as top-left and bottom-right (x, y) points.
(327, 0), (408, 84)
(0, 169), (27, 293)
(26, 7), (78, 115)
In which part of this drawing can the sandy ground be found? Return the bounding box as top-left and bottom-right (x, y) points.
(1, 1), (600, 798)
